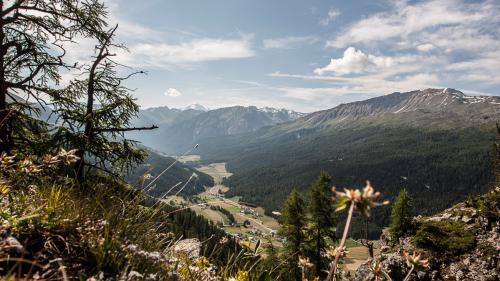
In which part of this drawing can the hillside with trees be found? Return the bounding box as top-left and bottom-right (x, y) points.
(193, 90), (498, 236)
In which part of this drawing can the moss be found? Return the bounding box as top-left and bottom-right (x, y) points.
(465, 189), (500, 223)
(413, 220), (476, 253)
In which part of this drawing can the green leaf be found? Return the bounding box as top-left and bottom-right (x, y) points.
(254, 239), (261, 253)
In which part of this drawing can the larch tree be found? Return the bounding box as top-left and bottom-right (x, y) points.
(278, 190), (307, 281)
(51, 25), (157, 182)
(306, 171), (336, 278)
(389, 189), (414, 240)
(0, 0), (107, 153)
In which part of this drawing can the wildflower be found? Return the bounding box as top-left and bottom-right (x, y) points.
(298, 256), (313, 269)
(368, 259), (391, 280)
(334, 181), (390, 218)
(42, 154), (60, 167)
(0, 182), (10, 195)
(195, 256), (210, 270)
(0, 153), (15, 167)
(241, 240), (251, 248)
(218, 237), (229, 245)
(58, 148), (80, 165)
(236, 270), (249, 281)
(404, 251), (429, 270)
(326, 246), (349, 260)
(20, 158), (42, 174)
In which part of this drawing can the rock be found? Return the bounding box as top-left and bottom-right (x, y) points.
(461, 215), (472, 223)
(354, 189), (500, 281)
(5, 236), (25, 254)
(380, 229), (394, 248)
(172, 238), (201, 259)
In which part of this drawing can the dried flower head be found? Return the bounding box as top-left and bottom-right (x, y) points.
(20, 158), (42, 174)
(219, 237), (229, 245)
(368, 259), (391, 279)
(0, 153), (15, 167)
(404, 251), (429, 270)
(326, 246), (349, 260)
(58, 148), (80, 165)
(298, 256), (313, 269)
(334, 181), (390, 217)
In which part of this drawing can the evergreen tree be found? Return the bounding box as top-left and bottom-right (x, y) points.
(278, 190), (306, 281)
(389, 189), (414, 239)
(494, 123), (500, 188)
(306, 171), (336, 278)
(0, 0), (107, 152)
(51, 26), (157, 181)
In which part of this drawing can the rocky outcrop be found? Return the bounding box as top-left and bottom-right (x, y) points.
(354, 188), (500, 281)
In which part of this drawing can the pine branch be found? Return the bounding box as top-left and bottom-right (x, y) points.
(93, 125), (158, 133)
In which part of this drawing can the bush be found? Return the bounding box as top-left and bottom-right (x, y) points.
(413, 220), (476, 253)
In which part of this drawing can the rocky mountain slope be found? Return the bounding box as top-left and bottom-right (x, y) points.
(354, 187), (499, 281)
(278, 88), (500, 131)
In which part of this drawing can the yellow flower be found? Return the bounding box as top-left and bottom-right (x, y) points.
(241, 240), (251, 248)
(179, 265), (190, 277)
(195, 256), (209, 269)
(0, 183), (10, 195)
(236, 270), (249, 281)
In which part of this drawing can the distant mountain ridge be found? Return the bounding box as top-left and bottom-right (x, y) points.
(282, 88), (500, 131)
(129, 105), (305, 154)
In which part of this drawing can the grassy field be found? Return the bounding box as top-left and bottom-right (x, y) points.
(176, 154), (201, 163)
(197, 163), (232, 184)
(344, 240), (380, 272)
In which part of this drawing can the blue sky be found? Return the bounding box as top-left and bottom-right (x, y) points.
(68, 0), (500, 112)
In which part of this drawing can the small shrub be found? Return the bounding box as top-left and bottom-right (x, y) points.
(465, 189), (499, 223)
(413, 220), (476, 253)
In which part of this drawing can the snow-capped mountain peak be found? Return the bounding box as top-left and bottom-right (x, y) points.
(184, 104), (208, 111)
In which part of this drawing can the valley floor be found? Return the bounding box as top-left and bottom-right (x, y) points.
(170, 158), (377, 268)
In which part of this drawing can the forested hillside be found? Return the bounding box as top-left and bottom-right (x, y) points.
(127, 150), (214, 197)
(196, 89), (499, 234)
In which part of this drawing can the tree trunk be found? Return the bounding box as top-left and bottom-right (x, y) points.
(0, 0), (9, 152)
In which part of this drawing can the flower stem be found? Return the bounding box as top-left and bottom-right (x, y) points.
(326, 202), (355, 281)
(403, 265), (414, 281)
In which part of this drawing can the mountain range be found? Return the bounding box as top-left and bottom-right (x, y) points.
(128, 105), (305, 154)
(129, 88), (499, 235)
(189, 88), (498, 234)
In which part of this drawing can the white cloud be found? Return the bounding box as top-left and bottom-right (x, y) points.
(319, 9), (341, 26)
(327, 0), (495, 48)
(165, 88), (182, 97)
(274, 73), (439, 103)
(416, 43), (435, 52)
(314, 47), (395, 75)
(263, 36), (317, 49)
(117, 36), (255, 68)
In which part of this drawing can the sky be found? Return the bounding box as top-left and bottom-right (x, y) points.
(67, 0), (500, 112)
